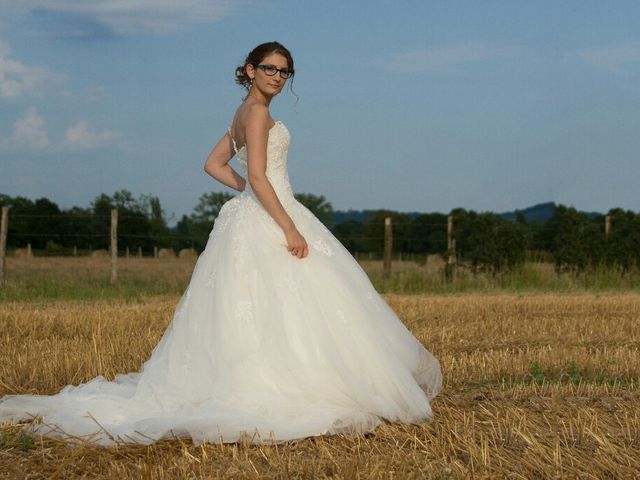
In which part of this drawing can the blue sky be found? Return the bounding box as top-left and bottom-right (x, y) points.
(1, 1), (639, 224)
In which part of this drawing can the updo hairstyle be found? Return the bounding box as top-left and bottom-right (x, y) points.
(235, 41), (296, 97)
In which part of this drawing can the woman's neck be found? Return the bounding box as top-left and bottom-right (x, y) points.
(246, 87), (272, 107)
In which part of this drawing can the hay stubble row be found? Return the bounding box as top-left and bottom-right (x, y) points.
(0, 294), (638, 478)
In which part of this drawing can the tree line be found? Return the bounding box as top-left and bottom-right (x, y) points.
(1, 191), (639, 273)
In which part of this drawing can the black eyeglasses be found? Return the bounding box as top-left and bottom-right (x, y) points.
(254, 63), (294, 79)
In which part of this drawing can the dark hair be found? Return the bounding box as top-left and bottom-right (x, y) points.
(235, 41), (298, 100)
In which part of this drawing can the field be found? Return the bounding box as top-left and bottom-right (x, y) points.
(2, 256), (640, 302)
(0, 257), (639, 478)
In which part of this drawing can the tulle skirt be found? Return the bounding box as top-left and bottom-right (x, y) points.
(0, 190), (442, 446)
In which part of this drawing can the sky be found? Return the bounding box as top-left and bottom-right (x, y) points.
(1, 0), (639, 225)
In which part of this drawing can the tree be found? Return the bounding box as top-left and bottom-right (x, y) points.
(192, 192), (235, 225)
(61, 206), (94, 250)
(294, 193), (334, 228)
(547, 205), (589, 273)
(362, 210), (411, 255)
(31, 198), (63, 252)
(452, 209), (527, 272)
(181, 192), (236, 252)
(466, 213), (501, 273)
(497, 222), (529, 270)
(141, 194), (172, 248)
(450, 208), (477, 261)
(174, 214), (199, 251)
(407, 213), (448, 255)
(0, 195), (35, 249)
(332, 220), (366, 253)
(91, 190), (155, 252)
(605, 208), (640, 272)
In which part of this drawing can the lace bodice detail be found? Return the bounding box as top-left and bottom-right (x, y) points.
(228, 121), (294, 201)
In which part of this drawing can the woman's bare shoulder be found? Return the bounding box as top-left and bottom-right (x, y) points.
(232, 101), (269, 130)
(244, 102), (269, 126)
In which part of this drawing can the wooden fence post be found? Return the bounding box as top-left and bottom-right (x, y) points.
(447, 215), (456, 265)
(445, 215), (456, 281)
(137, 246), (142, 258)
(383, 216), (392, 279)
(154, 246), (158, 259)
(605, 215), (611, 236)
(0, 207), (8, 287)
(110, 208), (117, 285)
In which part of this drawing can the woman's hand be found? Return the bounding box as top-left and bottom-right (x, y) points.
(284, 225), (308, 259)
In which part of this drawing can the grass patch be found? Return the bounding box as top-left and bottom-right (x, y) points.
(3, 257), (640, 302)
(0, 428), (37, 452)
(520, 361), (635, 386)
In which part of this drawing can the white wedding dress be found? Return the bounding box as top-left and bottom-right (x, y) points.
(0, 120), (442, 446)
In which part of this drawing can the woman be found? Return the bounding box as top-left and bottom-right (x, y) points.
(0, 41), (442, 446)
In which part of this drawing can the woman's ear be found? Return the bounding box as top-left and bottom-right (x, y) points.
(245, 63), (255, 80)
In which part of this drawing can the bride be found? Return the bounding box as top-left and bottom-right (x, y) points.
(0, 41), (442, 446)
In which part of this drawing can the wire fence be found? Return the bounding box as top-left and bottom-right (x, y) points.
(2, 205), (628, 287)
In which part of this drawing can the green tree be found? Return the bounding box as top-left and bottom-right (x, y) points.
(332, 220), (366, 253)
(450, 208), (477, 262)
(547, 205), (589, 273)
(452, 209), (527, 272)
(174, 214), (199, 251)
(91, 190), (155, 253)
(497, 221), (529, 270)
(192, 192), (235, 225)
(181, 191), (236, 252)
(407, 213), (448, 255)
(604, 208), (640, 272)
(466, 213), (501, 273)
(141, 194), (172, 248)
(362, 210), (411, 255)
(60, 206), (94, 250)
(294, 193), (334, 228)
(0, 194), (35, 249)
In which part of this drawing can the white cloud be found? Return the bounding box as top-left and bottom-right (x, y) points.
(62, 120), (117, 150)
(576, 43), (640, 73)
(0, 39), (62, 99)
(0, 0), (240, 36)
(380, 43), (522, 74)
(0, 108), (120, 153)
(12, 106), (50, 150)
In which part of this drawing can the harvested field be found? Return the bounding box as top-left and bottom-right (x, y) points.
(1, 293), (638, 478)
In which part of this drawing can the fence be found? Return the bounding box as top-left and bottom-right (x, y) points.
(0, 206), (624, 287)
(0, 208), (202, 287)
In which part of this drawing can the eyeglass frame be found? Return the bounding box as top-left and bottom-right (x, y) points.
(252, 63), (295, 79)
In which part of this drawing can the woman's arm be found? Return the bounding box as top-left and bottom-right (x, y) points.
(244, 104), (297, 232)
(203, 133), (247, 192)
(245, 104), (308, 258)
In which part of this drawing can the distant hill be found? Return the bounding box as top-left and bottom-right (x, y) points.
(499, 202), (603, 223)
(333, 202), (604, 225)
(499, 202), (557, 223)
(332, 209), (375, 224)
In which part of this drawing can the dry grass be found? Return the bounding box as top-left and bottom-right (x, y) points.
(0, 256), (196, 301)
(1, 293), (639, 478)
(3, 256), (640, 303)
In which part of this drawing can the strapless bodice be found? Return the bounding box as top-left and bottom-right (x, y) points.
(231, 121), (294, 202)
